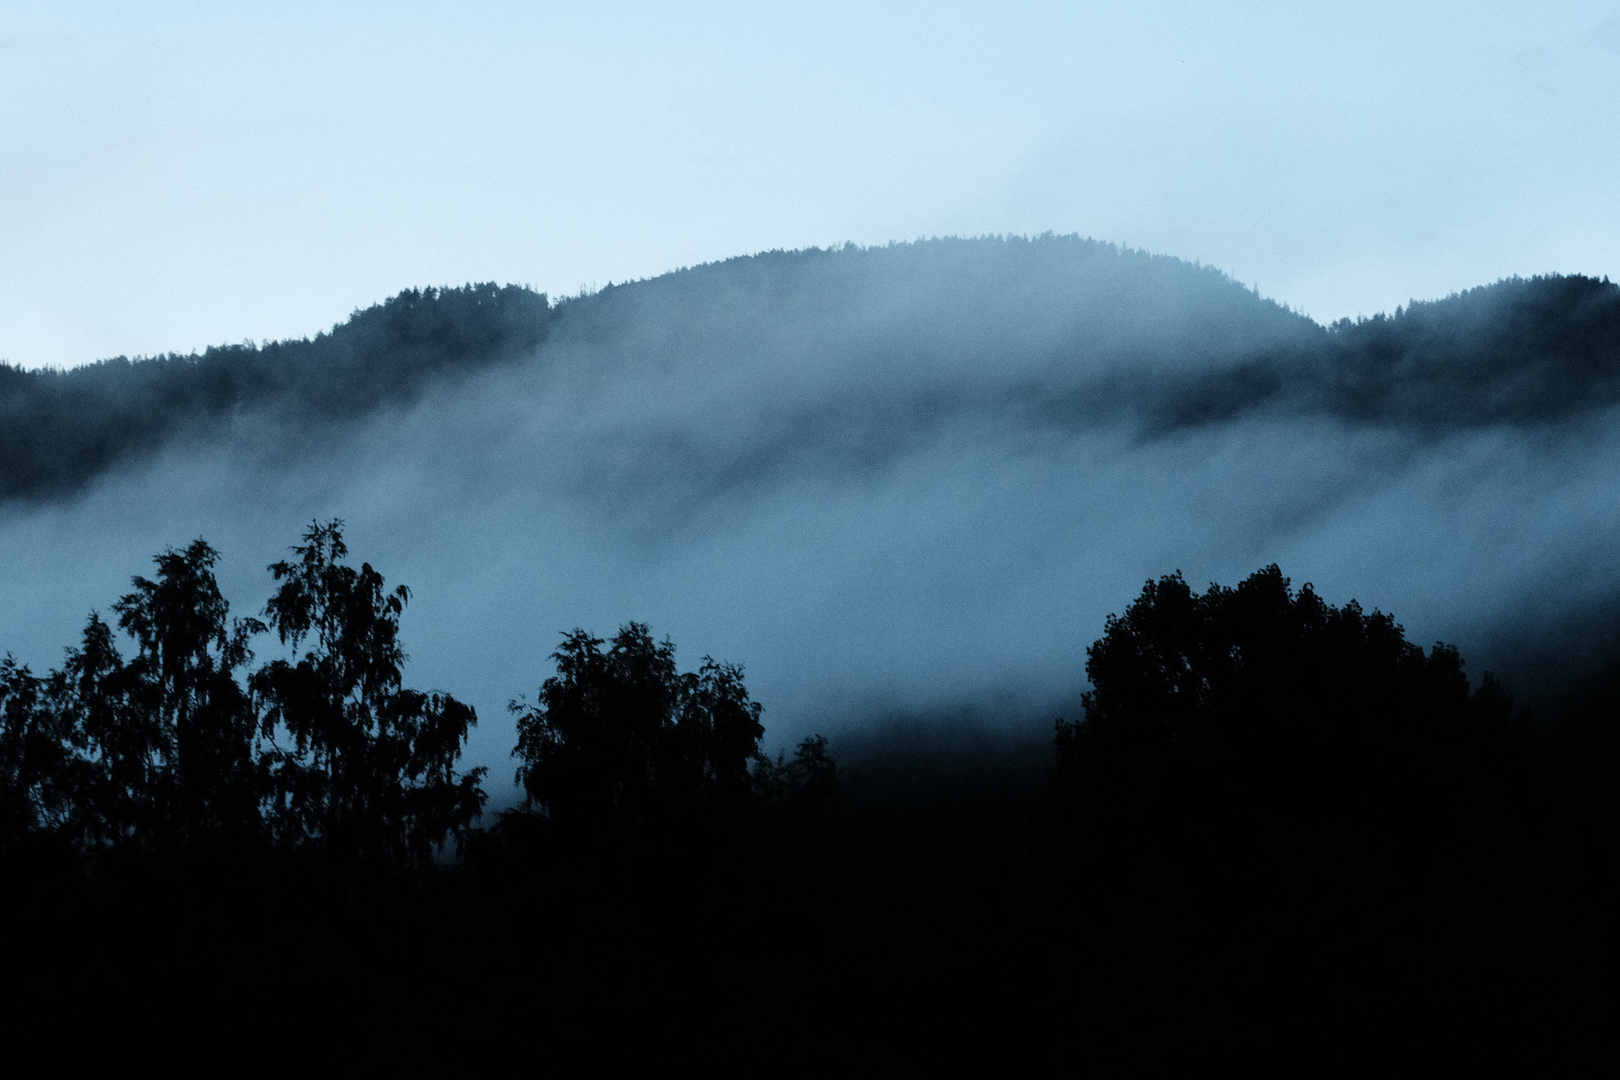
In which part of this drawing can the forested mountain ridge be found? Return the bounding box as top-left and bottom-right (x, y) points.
(3, 236), (1618, 508)
(1157, 271), (1620, 432)
(0, 283), (553, 502)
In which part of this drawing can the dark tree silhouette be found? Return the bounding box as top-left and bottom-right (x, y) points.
(510, 623), (767, 847)
(0, 657), (80, 852)
(1058, 565), (1517, 858)
(1051, 562), (1533, 1010)
(756, 733), (841, 817)
(37, 542), (264, 853)
(50, 614), (139, 850)
(680, 656), (773, 817)
(109, 540), (265, 848)
(3, 539), (1614, 1063)
(251, 521), (486, 867)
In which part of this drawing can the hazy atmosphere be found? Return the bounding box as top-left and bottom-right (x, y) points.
(5, 5), (1620, 804)
(8, 6), (1620, 1062)
(5, 240), (1620, 809)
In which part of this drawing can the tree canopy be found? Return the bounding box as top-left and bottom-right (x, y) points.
(252, 522), (487, 866)
(0, 521), (487, 869)
(511, 623), (767, 848)
(3, 550), (1619, 1064)
(1052, 563), (1534, 999)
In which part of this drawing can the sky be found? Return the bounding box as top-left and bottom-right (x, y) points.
(3, 1), (1618, 370)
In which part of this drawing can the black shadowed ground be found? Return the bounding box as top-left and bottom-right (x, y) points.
(4, 526), (1619, 1067)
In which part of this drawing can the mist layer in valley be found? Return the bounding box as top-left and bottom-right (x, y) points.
(4, 236), (1618, 807)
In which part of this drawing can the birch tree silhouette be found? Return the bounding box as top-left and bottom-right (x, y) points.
(251, 521), (486, 867)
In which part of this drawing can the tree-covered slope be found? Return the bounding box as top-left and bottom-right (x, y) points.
(1156, 272), (1620, 431)
(0, 283), (553, 502)
(3, 237), (1618, 508)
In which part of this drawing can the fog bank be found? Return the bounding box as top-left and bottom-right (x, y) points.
(4, 238), (1617, 806)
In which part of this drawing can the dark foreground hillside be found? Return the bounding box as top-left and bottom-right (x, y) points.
(5, 720), (1616, 1070)
(4, 533), (1619, 1067)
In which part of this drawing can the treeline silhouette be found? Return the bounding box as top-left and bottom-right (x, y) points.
(0, 524), (487, 867)
(0, 283), (552, 502)
(0, 522), (838, 874)
(4, 530), (1620, 1065)
(1155, 271), (1620, 432)
(5, 239), (1620, 508)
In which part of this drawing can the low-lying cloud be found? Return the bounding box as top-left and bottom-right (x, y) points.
(3, 238), (1617, 807)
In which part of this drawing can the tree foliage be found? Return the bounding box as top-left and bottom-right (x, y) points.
(0, 522), (485, 869)
(0, 658), (79, 852)
(1055, 564), (1524, 902)
(252, 522), (487, 867)
(510, 623), (767, 846)
(109, 540), (265, 849)
(7, 551), (1620, 1061)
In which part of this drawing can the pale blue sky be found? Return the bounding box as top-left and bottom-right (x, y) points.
(3, 1), (1618, 368)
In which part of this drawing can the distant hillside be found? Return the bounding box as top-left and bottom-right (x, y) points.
(1156, 272), (1620, 432)
(2, 236), (1618, 505)
(0, 283), (554, 503)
